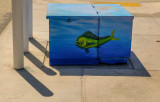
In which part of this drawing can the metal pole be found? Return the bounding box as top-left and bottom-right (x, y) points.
(23, 0), (29, 52)
(12, 0), (24, 69)
(28, 0), (33, 38)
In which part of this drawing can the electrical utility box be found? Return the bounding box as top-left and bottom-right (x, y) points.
(46, 4), (134, 65)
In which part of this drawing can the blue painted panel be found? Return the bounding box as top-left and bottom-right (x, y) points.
(93, 4), (134, 64)
(100, 58), (127, 64)
(49, 19), (99, 65)
(98, 17), (133, 59)
(46, 4), (98, 19)
(47, 4), (134, 65)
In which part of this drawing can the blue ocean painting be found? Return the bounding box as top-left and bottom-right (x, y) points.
(47, 4), (134, 65)
(49, 19), (99, 65)
(99, 17), (133, 58)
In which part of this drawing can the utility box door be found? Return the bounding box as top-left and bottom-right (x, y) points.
(47, 4), (99, 65)
(93, 4), (134, 64)
(47, 4), (134, 65)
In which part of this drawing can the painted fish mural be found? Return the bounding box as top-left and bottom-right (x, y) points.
(75, 29), (119, 53)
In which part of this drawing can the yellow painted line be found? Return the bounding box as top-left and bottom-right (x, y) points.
(92, 2), (141, 7)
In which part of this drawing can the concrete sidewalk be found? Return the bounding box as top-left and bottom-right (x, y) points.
(0, 0), (160, 102)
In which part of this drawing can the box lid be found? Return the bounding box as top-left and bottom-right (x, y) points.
(46, 4), (98, 19)
(92, 4), (134, 18)
(46, 4), (134, 20)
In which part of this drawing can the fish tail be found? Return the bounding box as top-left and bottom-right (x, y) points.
(110, 29), (119, 40)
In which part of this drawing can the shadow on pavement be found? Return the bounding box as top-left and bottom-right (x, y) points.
(24, 52), (56, 76)
(29, 38), (49, 58)
(16, 69), (54, 97)
(52, 51), (151, 77)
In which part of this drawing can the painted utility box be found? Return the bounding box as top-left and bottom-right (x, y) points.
(46, 4), (134, 65)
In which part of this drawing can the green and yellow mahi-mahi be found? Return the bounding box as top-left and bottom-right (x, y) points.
(75, 29), (119, 53)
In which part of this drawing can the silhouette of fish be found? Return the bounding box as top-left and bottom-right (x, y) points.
(75, 29), (119, 53)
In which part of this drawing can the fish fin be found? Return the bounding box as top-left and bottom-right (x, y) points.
(82, 31), (98, 39)
(110, 29), (119, 41)
(110, 29), (116, 37)
(112, 37), (119, 40)
(85, 49), (89, 54)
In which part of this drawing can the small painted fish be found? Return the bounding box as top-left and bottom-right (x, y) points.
(75, 29), (119, 53)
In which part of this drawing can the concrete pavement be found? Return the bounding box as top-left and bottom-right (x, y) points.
(0, 0), (160, 102)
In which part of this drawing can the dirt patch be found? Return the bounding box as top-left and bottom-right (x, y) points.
(0, 12), (12, 34)
(0, 0), (12, 34)
(44, 0), (91, 4)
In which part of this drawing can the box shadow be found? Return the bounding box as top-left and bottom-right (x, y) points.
(51, 51), (151, 77)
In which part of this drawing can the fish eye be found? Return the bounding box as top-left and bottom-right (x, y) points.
(80, 42), (83, 44)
